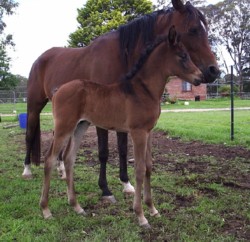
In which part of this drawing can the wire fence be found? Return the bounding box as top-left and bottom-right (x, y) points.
(0, 87), (249, 147)
(0, 90), (27, 104)
(1, 89), (250, 104)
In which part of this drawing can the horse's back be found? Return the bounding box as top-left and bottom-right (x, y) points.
(28, 31), (124, 100)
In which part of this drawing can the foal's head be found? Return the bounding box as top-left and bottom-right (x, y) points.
(121, 26), (203, 92)
(161, 25), (203, 86)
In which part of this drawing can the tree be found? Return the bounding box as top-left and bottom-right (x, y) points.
(68, 0), (153, 47)
(0, 44), (18, 89)
(0, 0), (18, 89)
(204, 0), (250, 93)
(1, 0), (18, 47)
(152, 0), (170, 10)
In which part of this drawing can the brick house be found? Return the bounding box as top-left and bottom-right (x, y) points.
(165, 76), (207, 101)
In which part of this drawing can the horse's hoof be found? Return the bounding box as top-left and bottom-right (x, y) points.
(60, 174), (67, 180)
(138, 216), (150, 228)
(150, 210), (161, 217)
(141, 222), (151, 229)
(43, 210), (53, 219)
(122, 182), (135, 195)
(57, 161), (66, 179)
(22, 166), (32, 179)
(44, 214), (53, 220)
(22, 174), (33, 179)
(76, 208), (87, 216)
(154, 213), (161, 218)
(101, 195), (117, 204)
(73, 203), (86, 215)
(128, 158), (134, 163)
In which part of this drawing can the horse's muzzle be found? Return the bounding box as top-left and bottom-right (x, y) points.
(203, 65), (221, 83)
(193, 78), (202, 86)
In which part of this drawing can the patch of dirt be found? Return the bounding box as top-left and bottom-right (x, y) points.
(41, 125), (250, 163)
(40, 125), (250, 240)
(41, 125), (250, 189)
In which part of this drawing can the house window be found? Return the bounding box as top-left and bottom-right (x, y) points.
(182, 81), (192, 92)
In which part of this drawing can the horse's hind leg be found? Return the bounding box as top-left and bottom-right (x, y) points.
(117, 132), (135, 195)
(23, 99), (48, 179)
(57, 151), (67, 180)
(97, 127), (116, 203)
(64, 121), (90, 215)
(40, 140), (60, 219)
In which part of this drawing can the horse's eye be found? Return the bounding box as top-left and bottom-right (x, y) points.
(179, 53), (188, 60)
(189, 28), (198, 35)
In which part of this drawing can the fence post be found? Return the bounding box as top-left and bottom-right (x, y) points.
(230, 66), (234, 141)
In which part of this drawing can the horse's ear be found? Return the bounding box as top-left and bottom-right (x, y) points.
(172, 0), (185, 12)
(168, 26), (177, 46)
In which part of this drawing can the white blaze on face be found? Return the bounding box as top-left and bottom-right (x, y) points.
(200, 20), (207, 33)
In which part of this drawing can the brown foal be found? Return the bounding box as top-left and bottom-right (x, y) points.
(40, 27), (203, 228)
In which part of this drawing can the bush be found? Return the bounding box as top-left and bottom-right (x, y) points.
(218, 85), (239, 96)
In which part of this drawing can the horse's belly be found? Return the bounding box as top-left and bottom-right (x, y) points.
(82, 111), (128, 133)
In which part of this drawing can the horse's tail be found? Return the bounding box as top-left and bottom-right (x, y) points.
(31, 118), (41, 165)
(25, 55), (48, 166)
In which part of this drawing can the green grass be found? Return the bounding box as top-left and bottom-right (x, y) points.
(161, 97), (250, 109)
(0, 98), (249, 115)
(0, 123), (249, 241)
(0, 102), (52, 115)
(155, 110), (250, 148)
(0, 99), (250, 241)
(1, 121), (249, 241)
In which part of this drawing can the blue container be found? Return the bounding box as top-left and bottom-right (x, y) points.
(19, 113), (27, 129)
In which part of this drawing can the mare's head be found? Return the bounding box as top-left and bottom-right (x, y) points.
(118, 0), (220, 83)
(161, 0), (220, 82)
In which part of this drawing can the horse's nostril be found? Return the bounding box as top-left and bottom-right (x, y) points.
(208, 65), (220, 78)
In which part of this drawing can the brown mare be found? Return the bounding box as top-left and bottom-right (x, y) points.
(40, 26), (204, 228)
(24, 0), (220, 202)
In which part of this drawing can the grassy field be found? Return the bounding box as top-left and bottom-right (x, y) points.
(1, 99), (249, 148)
(156, 110), (250, 149)
(161, 97), (250, 109)
(0, 98), (250, 115)
(0, 100), (249, 241)
(0, 102), (52, 115)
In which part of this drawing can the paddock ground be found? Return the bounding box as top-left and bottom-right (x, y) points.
(36, 125), (250, 241)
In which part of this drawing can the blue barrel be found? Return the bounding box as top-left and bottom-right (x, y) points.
(19, 113), (27, 129)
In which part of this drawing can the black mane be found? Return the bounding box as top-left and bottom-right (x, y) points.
(117, 2), (207, 65)
(120, 35), (168, 95)
(118, 9), (173, 65)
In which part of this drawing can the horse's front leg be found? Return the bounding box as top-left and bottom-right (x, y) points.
(117, 132), (135, 195)
(96, 127), (116, 203)
(144, 132), (160, 217)
(40, 142), (57, 219)
(130, 130), (150, 228)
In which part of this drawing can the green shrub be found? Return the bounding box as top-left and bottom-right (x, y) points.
(218, 85), (239, 96)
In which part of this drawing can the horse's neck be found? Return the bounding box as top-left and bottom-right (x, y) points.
(134, 48), (170, 101)
(134, 70), (167, 102)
